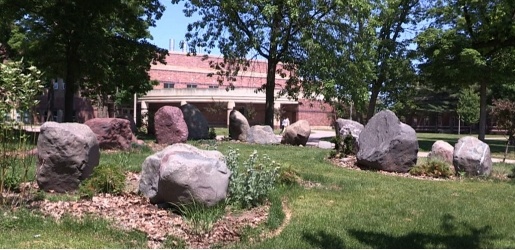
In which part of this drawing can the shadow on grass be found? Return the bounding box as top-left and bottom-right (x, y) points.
(302, 230), (346, 248)
(302, 214), (498, 248)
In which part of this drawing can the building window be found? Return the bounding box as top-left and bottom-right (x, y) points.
(163, 82), (175, 88)
(208, 85), (219, 89)
(187, 84), (197, 88)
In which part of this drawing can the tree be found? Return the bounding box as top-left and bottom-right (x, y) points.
(0, 0), (167, 121)
(288, 0), (423, 122)
(416, 0), (515, 141)
(176, 0), (335, 127)
(456, 86), (480, 134)
(491, 99), (515, 163)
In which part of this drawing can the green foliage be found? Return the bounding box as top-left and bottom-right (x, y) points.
(0, 0), (167, 121)
(330, 134), (356, 158)
(173, 199), (226, 235)
(79, 163), (126, 198)
(409, 158), (454, 178)
(277, 165), (300, 186)
(208, 127), (217, 140)
(457, 86), (480, 125)
(225, 148), (280, 209)
(0, 60), (43, 204)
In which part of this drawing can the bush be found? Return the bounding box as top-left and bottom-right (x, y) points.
(172, 199), (226, 235)
(277, 165), (300, 186)
(225, 148), (280, 209)
(79, 163), (126, 198)
(330, 134), (356, 158)
(208, 127), (217, 139)
(409, 159), (454, 178)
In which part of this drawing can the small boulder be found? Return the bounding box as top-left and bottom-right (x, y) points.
(36, 122), (100, 193)
(139, 143), (230, 207)
(154, 106), (188, 144)
(85, 118), (134, 150)
(180, 103), (210, 140)
(229, 109), (250, 141)
(247, 125), (280, 144)
(335, 118), (364, 153)
(357, 110), (418, 173)
(428, 140), (454, 164)
(453, 136), (492, 176)
(281, 120), (311, 146)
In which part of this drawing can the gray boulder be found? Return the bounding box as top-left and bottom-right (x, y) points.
(247, 125), (280, 144)
(281, 120), (311, 146)
(139, 143), (230, 207)
(335, 118), (364, 153)
(180, 103), (210, 140)
(229, 109), (250, 141)
(85, 118), (135, 150)
(453, 136), (492, 176)
(36, 122), (100, 192)
(357, 110), (418, 173)
(154, 106), (188, 144)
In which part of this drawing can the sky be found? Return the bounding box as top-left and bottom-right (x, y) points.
(148, 1), (218, 54)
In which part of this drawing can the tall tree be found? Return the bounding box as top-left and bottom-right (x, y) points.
(456, 86), (480, 133)
(0, 0), (167, 121)
(416, 0), (515, 141)
(176, 0), (335, 127)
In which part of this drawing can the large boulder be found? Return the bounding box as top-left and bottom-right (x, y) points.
(154, 106), (188, 144)
(139, 143), (230, 207)
(453, 136), (492, 176)
(36, 122), (100, 192)
(229, 109), (250, 141)
(335, 118), (364, 153)
(357, 110), (418, 173)
(281, 120), (311, 146)
(180, 103), (210, 140)
(116, 114), (137, 134)
(85, 118), (134, 150)
(247, 125), (280, 144)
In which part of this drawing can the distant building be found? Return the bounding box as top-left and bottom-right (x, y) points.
(137, 51), (334, 133)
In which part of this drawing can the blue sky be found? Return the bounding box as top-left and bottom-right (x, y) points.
(149, 1), (211, 53)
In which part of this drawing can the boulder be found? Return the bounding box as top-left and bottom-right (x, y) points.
(36, 122), (100, 193)
(116, 114), (137, 134)
(335, 118), (364, 153)
(229, 109), (250, 141)
(154, 106), (188, 144)
(453, 136), (492, 176)
(281, 120), (311, 146)
(180, 103), (210, 140)
(85, 118), (135, 150)
(139, 143), (230, 207)
(428, 140), (454, 164)
(247, 125), (280, 144)
(357, 110), (418, 173)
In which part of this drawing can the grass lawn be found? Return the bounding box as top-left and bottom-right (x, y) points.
(2, 141), (515, 248)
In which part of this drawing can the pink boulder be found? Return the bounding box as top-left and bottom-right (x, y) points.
(154, 106), (188, 144)
(85, 118), (135, 150)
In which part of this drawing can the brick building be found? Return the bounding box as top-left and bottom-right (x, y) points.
(138, 51), (335, 132)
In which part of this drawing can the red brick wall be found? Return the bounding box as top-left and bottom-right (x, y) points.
(297, 99), (335, 127)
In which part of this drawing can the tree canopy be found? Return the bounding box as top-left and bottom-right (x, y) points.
(0, 0), (167, 121)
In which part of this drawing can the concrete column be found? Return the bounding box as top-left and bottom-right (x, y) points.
(141, 101), (148, 131)
(274, 102), (281, 129)
(227, 101), (235, 127)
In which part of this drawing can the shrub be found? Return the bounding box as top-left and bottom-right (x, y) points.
(409, 159), (454, 178)
(225, 148), (280, 209)
(79, 163), (126, 198)
(330, 134), (356, 158)
(208, 127), (217, 139)
(277, 165), (300, 186)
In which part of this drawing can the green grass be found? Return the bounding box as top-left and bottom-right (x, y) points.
(0, 209), (147, 248)
(3, 140), (515, 248)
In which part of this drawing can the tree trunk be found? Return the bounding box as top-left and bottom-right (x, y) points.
(64, 42), (80, 122)
(478, 81), (487, 141)
(366, 82), (381, 122)
(265, 59), (278, 127)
